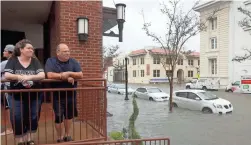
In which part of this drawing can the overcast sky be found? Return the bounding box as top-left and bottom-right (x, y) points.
(103, 0), (201, 53)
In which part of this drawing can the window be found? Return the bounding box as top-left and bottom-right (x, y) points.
(198, 60), (200, 66)
(140, 57), (144, 64)
(153, 57), (160, 64)
(133, 58), (136, 65)
(187, 92), (200, 100)
(166, 70), (172, 77)
(211, 17), (217, 30)
(136, 88), (147, 93)
(188, 71), (193, 77)
(198, 79), (206, 83)
(153, 70), (160, 77)
(123, 60), (124, 66)
(209, 59), (217, 75)
(175, 92), (187, 98)
(211, 37), (217, 49)
(133, 70), (136, 77)
(178, 59), (183, 65)
(188, 60), (193, 65)
(141, 70), (144, 77)
(166, 58), (171, 65)
(233, 81), (240, 86)
(148, 88), (162, 93)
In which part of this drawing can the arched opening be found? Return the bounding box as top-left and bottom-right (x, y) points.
(177, 69), (184, 83)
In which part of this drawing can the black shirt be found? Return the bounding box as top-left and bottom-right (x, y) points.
(4, 57), (44, 100)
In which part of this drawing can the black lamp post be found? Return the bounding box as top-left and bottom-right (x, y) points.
(115, 3), (126, 42)
(77, 17), (89, 41)
(124, 57), (129, 100)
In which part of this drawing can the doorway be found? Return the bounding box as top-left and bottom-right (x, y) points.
(1, 30), (26, 61)
(177, 69), (184, 83)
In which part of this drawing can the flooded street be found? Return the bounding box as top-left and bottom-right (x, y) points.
(107, 84), (251, 145)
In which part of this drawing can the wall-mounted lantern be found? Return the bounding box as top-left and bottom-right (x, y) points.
(77, 17), (89, 41)
(115, 3), (126, 42)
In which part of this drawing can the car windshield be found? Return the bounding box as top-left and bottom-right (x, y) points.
(148, 88), (162, 93)
(198, 92), (218, 100)
(191, 80), (197, 83)
(234, 81), (240, 85)
(117, 85), (125, 89)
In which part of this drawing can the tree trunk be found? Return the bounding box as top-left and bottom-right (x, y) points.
(169, 77), (173, 112)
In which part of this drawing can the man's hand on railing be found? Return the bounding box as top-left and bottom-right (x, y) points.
(67, 77), (74, 85)
(61, 72), (83, 80)
(61, 72), (71, 80)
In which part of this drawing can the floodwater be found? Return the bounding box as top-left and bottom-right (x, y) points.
(107, 83), (251, 145)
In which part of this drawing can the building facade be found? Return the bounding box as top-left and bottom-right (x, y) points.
(107, 48), (200, 84)
(1, 2), (119, 142)
(194, 0), (251, 87)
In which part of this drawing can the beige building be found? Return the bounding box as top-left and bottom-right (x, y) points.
(194, 0), (251, 87)
(107, 48), (200, 84)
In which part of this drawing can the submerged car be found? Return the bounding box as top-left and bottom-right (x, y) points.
(133, 87), (169, 102)
(173, 90), (233, 114)
(108, 84), (134, 95)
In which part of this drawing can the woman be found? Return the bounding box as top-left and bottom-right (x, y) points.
(4, 39), (45, 145)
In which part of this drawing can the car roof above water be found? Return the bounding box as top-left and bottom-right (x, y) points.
(137, 86), (160, 89)
(174, 89), (205, 93)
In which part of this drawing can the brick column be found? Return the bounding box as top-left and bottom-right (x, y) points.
(49, 1), (104, 124)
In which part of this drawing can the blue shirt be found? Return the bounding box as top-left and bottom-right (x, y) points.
(45, 57), (82, 99)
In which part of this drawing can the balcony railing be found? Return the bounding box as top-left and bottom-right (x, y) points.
(1, 79), (107, 145)
(42, 137), (171, 145)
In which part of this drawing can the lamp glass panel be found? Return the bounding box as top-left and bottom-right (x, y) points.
(78, 19), (88, 34)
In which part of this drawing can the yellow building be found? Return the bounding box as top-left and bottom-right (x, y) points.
(108, 48), (200, 84)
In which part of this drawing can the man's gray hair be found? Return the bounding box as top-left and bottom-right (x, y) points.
(56, 43), (68, 52)
(56, 45), (61, 52)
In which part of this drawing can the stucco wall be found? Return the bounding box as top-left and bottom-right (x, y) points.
(228, 1), (251, 82)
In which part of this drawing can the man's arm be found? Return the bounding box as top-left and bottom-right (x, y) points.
(47, 72), (62, 80)
(69, 72), (83, 79)
(66, 59), (84, 79)
(45, 58), (62, 80)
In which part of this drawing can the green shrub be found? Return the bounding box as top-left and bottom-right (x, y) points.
(109, 131), (124, 140)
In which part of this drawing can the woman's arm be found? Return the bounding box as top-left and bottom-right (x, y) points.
(4, 72), (21, 81)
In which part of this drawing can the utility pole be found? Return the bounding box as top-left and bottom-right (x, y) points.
(124, 57), (129, 100)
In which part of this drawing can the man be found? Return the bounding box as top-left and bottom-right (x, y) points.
(1, 44), (14, 135)
(45, 43), (83, 142)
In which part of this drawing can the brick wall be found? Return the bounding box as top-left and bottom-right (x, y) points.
(47, 1), (105, 128)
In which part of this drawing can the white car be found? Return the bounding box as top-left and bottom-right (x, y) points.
(133, 87), (169, 102)
(108, 84), (134, 95)
(173, 90), (233, 114)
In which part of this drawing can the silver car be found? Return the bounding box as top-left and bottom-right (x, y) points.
(108, 84), (134, 95)
(133, 87), (169, 101)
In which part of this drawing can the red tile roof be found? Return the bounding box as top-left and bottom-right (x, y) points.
(149, 48), (170, 54)
(187, 52), (200, 57)
(129, 49), (147, 56)
(149, 48), (200, 57)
